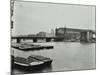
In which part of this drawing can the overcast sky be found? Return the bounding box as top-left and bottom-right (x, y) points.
(12, 1), (95, 36)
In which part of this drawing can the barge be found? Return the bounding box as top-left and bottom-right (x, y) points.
(28, 55), (52, 65)
(12, 55), (52, 69)
(11, 43), (53, 51)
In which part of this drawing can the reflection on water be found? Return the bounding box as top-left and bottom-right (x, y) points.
(12, 64), (52, 74)
(12, 42), (95, 74)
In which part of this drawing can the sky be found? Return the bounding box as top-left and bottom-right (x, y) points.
(12, 1), (95, 36)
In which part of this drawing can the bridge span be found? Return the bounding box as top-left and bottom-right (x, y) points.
(11, 36), (64, 43)
(11, 30), (95, 43)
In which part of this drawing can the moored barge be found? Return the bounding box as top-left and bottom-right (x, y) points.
(11, 43), (53, 51)
(12, 55), (52, 69)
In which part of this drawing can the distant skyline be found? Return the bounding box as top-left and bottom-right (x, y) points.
(12, 1), (95, 36)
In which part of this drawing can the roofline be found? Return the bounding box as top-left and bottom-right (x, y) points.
(56, 27), (95, 32)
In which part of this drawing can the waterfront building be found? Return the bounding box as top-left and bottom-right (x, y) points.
(45, 29), (55, 37)
(36, 29), (55, 37)
(36, 32), (46, 37)
(55, 27), (95, 42)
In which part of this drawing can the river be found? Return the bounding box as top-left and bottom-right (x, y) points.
(11, 42), (96, 74)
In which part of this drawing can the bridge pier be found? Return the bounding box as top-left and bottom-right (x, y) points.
(33, 39), (37, 42)
(46, 38), (51, 42)
(54, 37), (64, 42)
(16, 38), (21, 43)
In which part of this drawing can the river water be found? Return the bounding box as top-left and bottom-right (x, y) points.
(11, 42), (96, 74)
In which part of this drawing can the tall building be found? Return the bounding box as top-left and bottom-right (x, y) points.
(36, 32), (46, 37)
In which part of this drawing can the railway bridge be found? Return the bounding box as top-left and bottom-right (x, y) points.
(11, 36), (64, 43)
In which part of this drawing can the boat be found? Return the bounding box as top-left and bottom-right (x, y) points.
(12, 55), (52, 69)
(28, 55), (53, 65)
(13, 57), (44, 69)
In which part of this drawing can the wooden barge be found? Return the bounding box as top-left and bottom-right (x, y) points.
(12, 55), (52, 69)
(11, 43), (54, 51)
